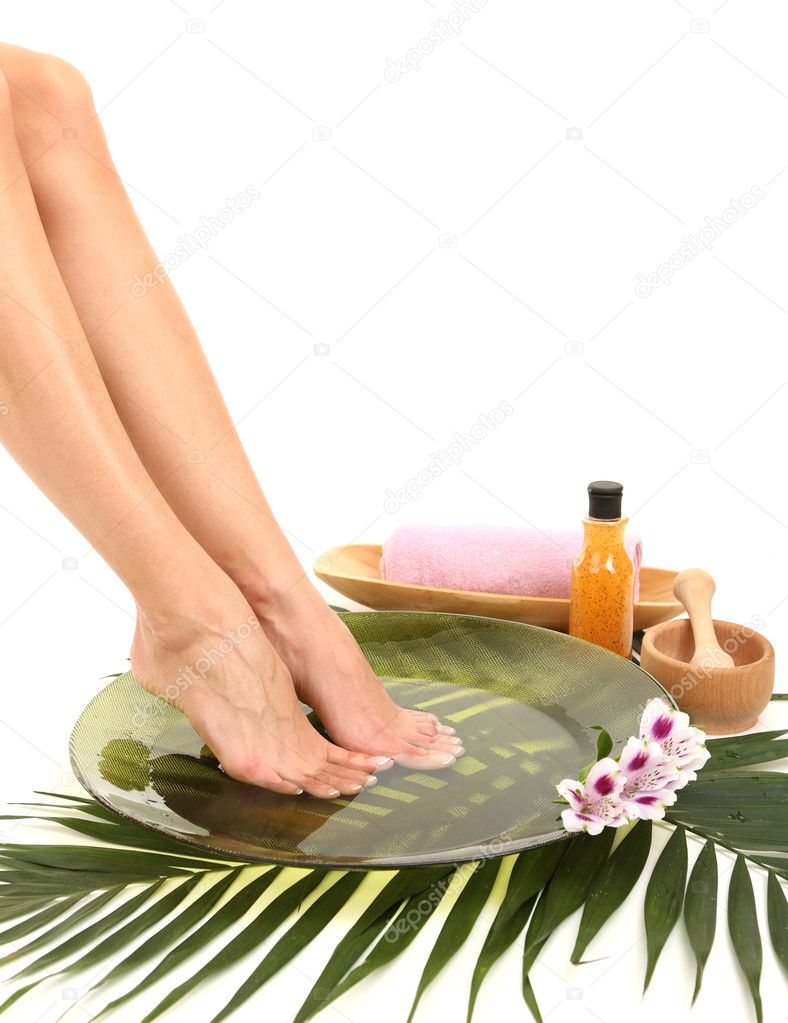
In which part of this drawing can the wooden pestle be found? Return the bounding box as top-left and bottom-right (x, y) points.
(672, 568), (735, 668)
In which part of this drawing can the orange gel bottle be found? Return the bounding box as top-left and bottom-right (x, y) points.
(568, 480), (635, 658)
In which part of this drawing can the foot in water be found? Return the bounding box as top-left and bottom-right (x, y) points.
(249, 579), (464, 770)
(130, 579), (393, 798)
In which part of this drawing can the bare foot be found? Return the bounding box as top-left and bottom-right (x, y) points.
(130, 577), (390, 799)
(249, 579), (464, 769)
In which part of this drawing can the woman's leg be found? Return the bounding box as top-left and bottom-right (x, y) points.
(0, 62), (384, 798)
(0, 45), (462, 765)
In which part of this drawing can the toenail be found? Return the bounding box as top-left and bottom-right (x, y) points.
(327, 788), (341, 797)
(350, 784), (363, 792)
(375, 757), (394, 768)
(455, 747), (465, 757)
(439, 754), (457, 766)
(439, 725), (456, 735)
(293, 788), (304, 794)
(364, 775), (379, 787)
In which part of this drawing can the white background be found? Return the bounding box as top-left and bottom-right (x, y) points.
(0, 1), (786, 1021)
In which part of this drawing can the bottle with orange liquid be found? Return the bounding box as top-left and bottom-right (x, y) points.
(568, 481), (635, 658)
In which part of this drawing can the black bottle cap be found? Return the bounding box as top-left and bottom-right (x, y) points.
(587, 480), (623, 520)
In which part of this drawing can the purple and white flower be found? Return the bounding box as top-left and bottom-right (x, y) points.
(639, 698), (710, 788)
(617, 736), (679, 819)
(556, 758), (629, 836)
(556, 698), (710, 834)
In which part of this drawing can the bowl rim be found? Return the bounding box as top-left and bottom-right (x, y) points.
(642, 617), (774, 673)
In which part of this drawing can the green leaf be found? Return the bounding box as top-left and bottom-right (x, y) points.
(522, 891), (549, 1023)
(0, 894), (84, 943)
(95, 868), (282, 1020)
(293, 865), (451, 1023)
(15, 875), (202, 980)
(0, 812), (232, 859)
(208, 871), (366, 1023)
(728, 855), (762, 1023)
(766, 872), (788, 974)
(467, 842), (567, 1023)
(520, 832), (614, 1023)
(668, 773), (788, 854)
(0, 868), (172, 894)
(10, 880), (166, 978)
(141, 869), (329, 1023)
(704, 730), (788, 771)
(534, 830), (615, 945)
(643, 825), (687, 991)
(0, 883), (165, 1017)
(0, 886), (123, 963)
(42, 872), (212, 981)
(407, 859), (499, 1022)
(592, 726), (614, 761)
(305, 880), (449, 1014)
(93, 868), (242, 994)
(683, 838), (717, 1003)
(571, 820), (652, 963)
(0, 898), (55, 926)
(0, 842), (225, 875)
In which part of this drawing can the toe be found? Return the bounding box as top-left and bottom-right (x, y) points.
(412, 712), (438, 736)
(298, 779), (343, 799)
(416, 735), (463, 754)
(320, 765), (377, 791)
(394, 749), (457, 770)
(222, 756), (304, 795)
(325, 744), (394, 773)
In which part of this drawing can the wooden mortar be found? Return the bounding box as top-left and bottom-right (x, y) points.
(640, 618), (774, 734)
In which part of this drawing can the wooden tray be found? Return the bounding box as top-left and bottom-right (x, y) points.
(314, 543), (682, 632)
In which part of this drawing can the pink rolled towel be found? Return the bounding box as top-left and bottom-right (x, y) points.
(380, 524), (642, 600)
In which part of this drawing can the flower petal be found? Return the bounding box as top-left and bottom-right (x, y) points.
(556, 778), (587, 811)
(585, 757), (624, 800)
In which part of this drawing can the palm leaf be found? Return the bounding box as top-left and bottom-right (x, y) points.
(704, 730), (788, 771)
(1, 728), (787, 1023)
(94, 867), (283, 1020)
(521, 890), (549, 1023)
(766, 872), (788, 974)
(728, 854), (763, 1023)
(0, 886), (123, 964)
(683, 838), (718, 1002)
(643, 824), (687, 991)
(407, 858), (499, 1021)
(0, 882), (165, 1015)
(141, 869), (330, 1022)
(208, 870), (366, 1023)
(93, 868), (240, 985)
(571, 819), (652, 963)
(521, 830), (615, 1020)
(304, 880), (451, 1014)
(467, 842), (567, 1023)
(0, 893), (84, 943)
(293, 865), (452, 1023)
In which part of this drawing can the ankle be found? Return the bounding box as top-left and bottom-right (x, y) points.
(237, 565), (317, 619)
(134, 562), (255, 642)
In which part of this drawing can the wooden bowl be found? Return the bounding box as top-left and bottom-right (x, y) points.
(640, 618), (774, 734)
(314, 543), (682, 632)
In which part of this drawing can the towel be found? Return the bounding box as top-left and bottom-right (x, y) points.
(380, 524), (642, 600)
